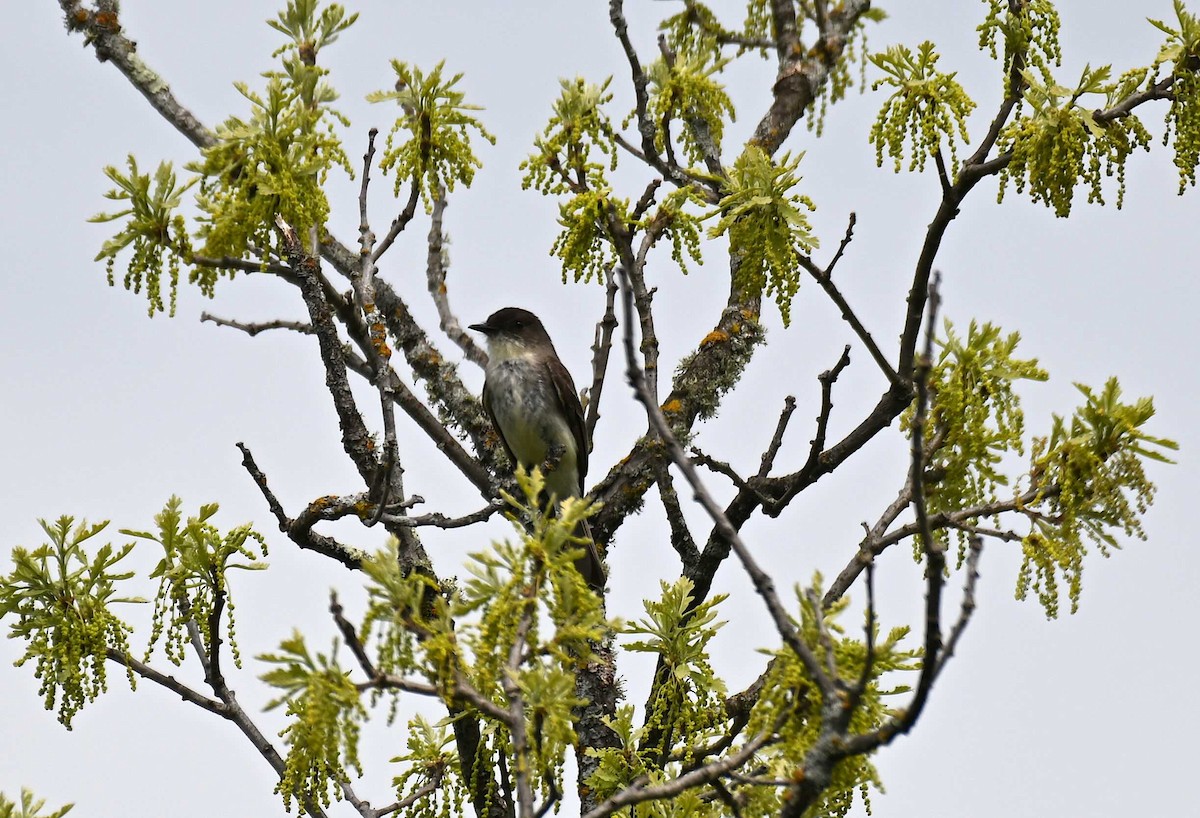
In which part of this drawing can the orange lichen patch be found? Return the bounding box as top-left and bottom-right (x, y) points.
(740, 308), (759, 321)
(700, 329), (729, 347)
(73, 9), (89, 24)
(660, 398), (683, 415)
(95, 11), (120, 31)
(438, 282), (447, 294)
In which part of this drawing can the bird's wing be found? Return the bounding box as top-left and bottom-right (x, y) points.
(547, 356), (588, 494)
(480, 379), (517, 466)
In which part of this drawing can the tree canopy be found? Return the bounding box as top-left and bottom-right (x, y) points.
(2, 2), (1194, 817)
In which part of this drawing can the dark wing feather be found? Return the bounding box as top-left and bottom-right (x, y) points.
(480, 379), (517, 466)
(546, 356), (588, 494)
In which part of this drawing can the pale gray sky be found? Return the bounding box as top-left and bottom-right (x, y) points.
(2, 2), (1197, 816)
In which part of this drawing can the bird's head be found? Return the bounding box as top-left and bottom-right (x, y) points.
(470, 307), (555, 359)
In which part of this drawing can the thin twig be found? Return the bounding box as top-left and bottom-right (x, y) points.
(200, 313), (315, 337)
(618, 267), (831, 694)
(586, 267), (620, 443)
(798, 345), (852, 479)
(425, 192), (488, 367)
(757, 396), (798, 478)
(105, 648), (225, 715)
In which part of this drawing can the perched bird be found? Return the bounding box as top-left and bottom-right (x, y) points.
(470, 307), (605, 589)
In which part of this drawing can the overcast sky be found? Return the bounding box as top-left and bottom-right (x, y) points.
(3, 2), (1198, 816)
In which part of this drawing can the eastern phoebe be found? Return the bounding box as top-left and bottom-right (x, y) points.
(470, 307), (605, 589)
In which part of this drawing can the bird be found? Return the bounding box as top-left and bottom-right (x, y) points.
(470, 307), (606, 589)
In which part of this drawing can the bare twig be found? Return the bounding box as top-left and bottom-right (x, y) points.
(425, 192), (487, 367)
(655, 461), (700, 565)
(105, 648), (225, 715)
(585, 267), (620, 443)
(798, 345), (852, 479)
(237, 442), (368, 569)
(370, 178), (423, 264)
(200, 313), (314, 337)
(798, 254), (904, 392)
(757, 396), (798, 478)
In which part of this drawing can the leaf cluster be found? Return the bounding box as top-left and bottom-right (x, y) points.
(708, 147), (818, 325)
(740, 582), (917, 818)
(0, 518), (141, 728)
(916, 321), (1048, 554)
(622, 579), (729, 763)
(642, 45), (735, 167)
(309, 468), (609, 815)
(267, 0), (358, 63)
(388, 717), (467, 818)
(1151, 0), (1200, 191)
(521, 77), (624, 284)
(88, 156), (195, 316)
(126, 497), (267, 669)
(448, 470), (609, 804)
(191, 54), (354, 261)
(260, 633), (367, 812)
(869, 41), (977, 174)
(647, 185), (708, 276)
(1019, 379), (1177, 617)
(657, 1), (771, 61)
(978, 0), (1062, 94)
(805, 6), (887, 137)
(0, 789), (73, 818)
(367, 60), (496, 205)
(997, 65), (1152, 217)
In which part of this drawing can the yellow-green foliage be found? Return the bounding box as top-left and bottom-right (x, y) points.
(453, 470), (608, 804)
(267, 0), (358, 61)
(805, 7), (888, 137)
(741, 579), (918, 818)
(642, 46), (735, 166)
(125, 497), (267, 670)
(521, 77), (625, 284)
(192, 56), (353, 260)
(360, 538), (434, 677)
(88, 1), (359, 317)
(0, 518), (142, 729)
(589, 576), (917, 818)
(657, 1), (770, 61)
(192, 1), (355, 262)
(997, 65), (1152, 217)
(0, 789), (73, 818)
(554, 188), (627, 285)
(651, 185), (707, 275)
(388, 717), (468, 818)
(367, 60), (496, 205)
(1151, 1), (1200, 191)
(869, 41), (977, 173)
(1020, 379), (1177, 617)
(708, 147), (818, 326)
(89, 156), (195, 317)
(622, 579), (729, 763)
(260, 633), (366, 812)
(915, 321), (1048, 555)
(357, 469), (609, 815)
(978, 0), (1062, 93)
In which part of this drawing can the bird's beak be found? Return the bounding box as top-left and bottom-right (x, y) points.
(469, 322), (492, 334)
